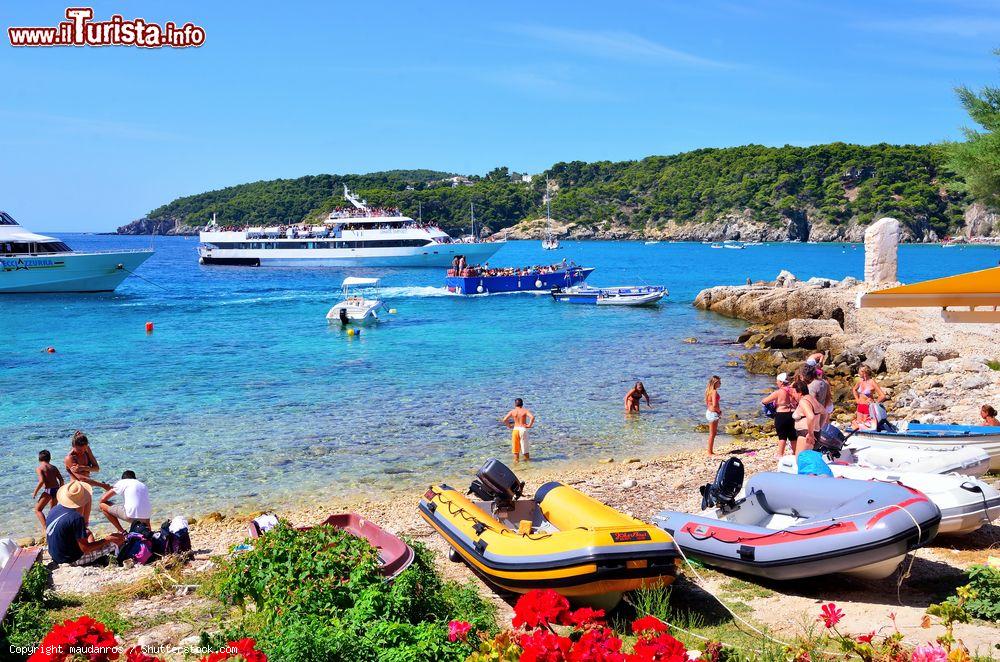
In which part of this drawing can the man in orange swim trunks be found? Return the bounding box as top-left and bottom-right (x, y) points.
(501, 398), (536, 462)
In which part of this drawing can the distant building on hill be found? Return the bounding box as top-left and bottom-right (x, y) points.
(510, 172), (534, 183)
(446, 176), (474, 187)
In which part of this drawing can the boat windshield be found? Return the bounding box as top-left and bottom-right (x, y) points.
(1, 241), (72, 255)
(0, 212), (19, 226)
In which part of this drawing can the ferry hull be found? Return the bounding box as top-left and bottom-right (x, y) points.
(446, 268), (593, 295)
(198, 242), (502, 268)
(0, 251), (153, 293)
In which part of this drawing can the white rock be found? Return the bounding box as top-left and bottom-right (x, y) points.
(864, 217), (900, 284)
(621, 479), (638, 489)
(960, 375), (989, 390)
(840, 276), (860, 288)
(775, 270), (798, 287)
(921, 355), (939, 368)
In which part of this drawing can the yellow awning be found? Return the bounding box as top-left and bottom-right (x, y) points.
(858, 265), (1000, 309)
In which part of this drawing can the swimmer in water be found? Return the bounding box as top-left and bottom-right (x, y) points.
(624, 381), (651, 413)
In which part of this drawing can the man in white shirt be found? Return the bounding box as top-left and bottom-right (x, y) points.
(99, 470), (152, 534)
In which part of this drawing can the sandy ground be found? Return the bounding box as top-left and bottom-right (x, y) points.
(46, 434), (999, 655)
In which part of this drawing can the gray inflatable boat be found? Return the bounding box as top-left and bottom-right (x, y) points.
(653, 458), (941, 581)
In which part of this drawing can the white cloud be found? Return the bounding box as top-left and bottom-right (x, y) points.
(504, 24), (734, 69)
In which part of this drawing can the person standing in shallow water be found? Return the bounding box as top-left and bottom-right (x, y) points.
(501, 398), (535, 462)
(704, 376), (722, 455)
(624, 382), (651, 413)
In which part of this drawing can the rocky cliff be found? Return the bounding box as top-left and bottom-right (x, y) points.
(116, 217), (202, 236)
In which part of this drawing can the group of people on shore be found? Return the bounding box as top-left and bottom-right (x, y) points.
(32, 431), (152, 567)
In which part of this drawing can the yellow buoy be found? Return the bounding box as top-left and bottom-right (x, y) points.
(346, 328), (355, 336)
(389, 308), (397, 314)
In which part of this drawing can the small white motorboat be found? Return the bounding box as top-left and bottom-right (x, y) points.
(844, 443), (991, 478)
(849, 424), (1000, 472)
(326, 277), (387, 325)
(778, 456), (1000, 536)
(542, 237), (560, 250)
(551, 285), (666, 307)
(644, 240), (660, 245)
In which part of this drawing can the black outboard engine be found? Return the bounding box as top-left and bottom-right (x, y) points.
(468, 458), (524, 510)
(699, 456), (744, 512)
(815, 423), (848, 459)
(338, 308), (350, 326)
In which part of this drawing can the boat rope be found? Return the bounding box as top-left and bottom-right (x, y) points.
(433, 490), (557, 541)
(117, 263), (168, 291)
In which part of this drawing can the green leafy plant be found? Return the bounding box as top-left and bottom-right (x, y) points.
(209, 522), (493, 661)
(0, 563), (55, 651)
(931, 564), (1000, 624)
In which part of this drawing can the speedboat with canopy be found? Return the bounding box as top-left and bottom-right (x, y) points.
(326, 277), (387, 325)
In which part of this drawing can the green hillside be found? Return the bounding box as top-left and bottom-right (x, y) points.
(144, 143), (968, 237)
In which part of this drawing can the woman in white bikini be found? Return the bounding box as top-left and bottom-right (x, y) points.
(704, 376), (722, 455)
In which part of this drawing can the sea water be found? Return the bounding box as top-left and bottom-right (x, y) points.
(2, 237), (998, 536)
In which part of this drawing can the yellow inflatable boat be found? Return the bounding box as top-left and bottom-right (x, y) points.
(419, 459), (678, 607)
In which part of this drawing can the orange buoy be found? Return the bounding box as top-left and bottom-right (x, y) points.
(44, 347), (56, 354)
(145, 321), (154, 334)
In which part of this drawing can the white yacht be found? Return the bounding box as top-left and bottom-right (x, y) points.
(198, 187), (503, 267)
(0, 211), (153, 294)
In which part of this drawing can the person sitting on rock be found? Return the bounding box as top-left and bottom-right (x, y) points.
(981, 405), (1000, 427)
(99, 470), (152, 535)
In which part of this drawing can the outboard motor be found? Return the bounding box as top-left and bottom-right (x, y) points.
(699, 456), (744, 512)
(468, 458), (524, 510)
(815, 423), (849, 458)
(338, 308), (350, 326)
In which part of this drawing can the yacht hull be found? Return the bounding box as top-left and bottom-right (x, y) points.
(0, 251), (153, 293)
(198, 242), (502, 268)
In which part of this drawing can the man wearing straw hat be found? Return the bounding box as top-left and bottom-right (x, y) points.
(45, 482), (125, 566)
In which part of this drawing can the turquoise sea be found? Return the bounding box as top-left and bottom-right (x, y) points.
(3, 236), (999, 536)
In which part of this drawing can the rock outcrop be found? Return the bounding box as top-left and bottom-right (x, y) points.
(864, 217), (899, 285)
(116, 217), (202, 235)
(787, 318), (843, 349)
(692, 277), (854, 325)
(963, 203), (1000, 238)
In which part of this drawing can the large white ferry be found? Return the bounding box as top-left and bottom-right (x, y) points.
(198, 187), (503, 267)
(0, 211), (153, 294)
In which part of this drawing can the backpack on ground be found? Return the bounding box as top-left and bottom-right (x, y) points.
(117, 532), (153, 565)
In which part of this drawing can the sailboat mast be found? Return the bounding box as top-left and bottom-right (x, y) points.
(471, 201), (475, 240)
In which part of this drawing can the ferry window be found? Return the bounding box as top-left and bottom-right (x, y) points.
(0, 212), (18, 226)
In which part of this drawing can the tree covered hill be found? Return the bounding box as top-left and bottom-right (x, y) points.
(130, 143), (970, 240)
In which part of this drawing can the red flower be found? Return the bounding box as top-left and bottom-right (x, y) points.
(818, 602), (844, 629)
(519, 629), (573, 662)
(567, 607), (606, 628)
(199, 638), (267, 662)
(569, 627), (625, 662)
(627, 632), (688, 662)
(28, 616), (120, 662)
(125, 647), (164, 662)
(448, 620), (472, 643)
(513, 589), (572, 629)
(631, 616), (669, 635)
(856, 632), (875, 644)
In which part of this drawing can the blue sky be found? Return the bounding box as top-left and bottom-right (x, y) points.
(1, 1), (998, 231)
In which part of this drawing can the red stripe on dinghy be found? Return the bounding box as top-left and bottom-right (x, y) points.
(680, 521), (857, 546)
(865, 497), (928, 530)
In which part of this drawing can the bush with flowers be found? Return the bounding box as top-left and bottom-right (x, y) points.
(468, 589), (699, 662)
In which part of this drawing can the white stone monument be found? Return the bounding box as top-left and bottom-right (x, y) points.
(864, 217), (900, 285)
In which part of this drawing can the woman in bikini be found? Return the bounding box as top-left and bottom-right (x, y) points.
(792, 380), (823, 455)
(64, 431), (111, 523)
(852, 366), (885, 430)
(624, 382), (652, 413)
(981, 405), (1000, 426)
(761, 372), (799, 457)
(704, 376), (722, 455)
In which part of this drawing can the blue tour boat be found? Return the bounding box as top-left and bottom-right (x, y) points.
(445, 265), (593, 295)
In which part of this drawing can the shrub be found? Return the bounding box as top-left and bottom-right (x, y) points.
(1, 564), (55, 652)
(210, 521), (493, 661)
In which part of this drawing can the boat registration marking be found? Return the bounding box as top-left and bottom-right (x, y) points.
(611, 530), (652, 543)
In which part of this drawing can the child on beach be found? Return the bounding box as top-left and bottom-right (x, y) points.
(33, 450), (64, 536)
